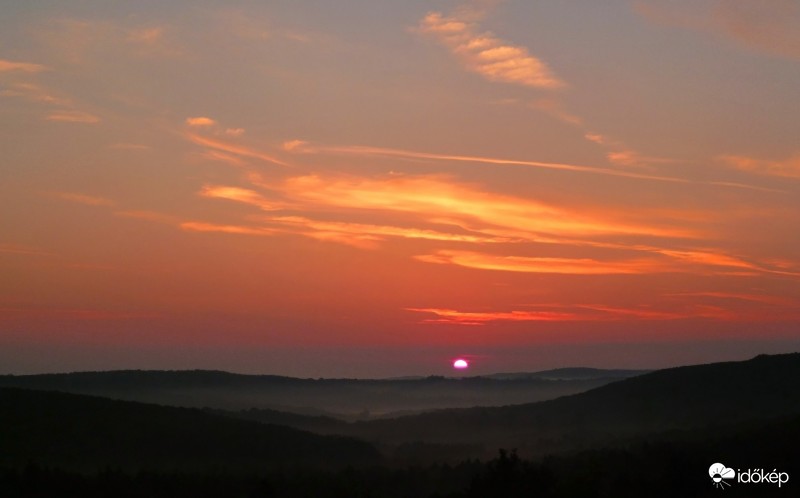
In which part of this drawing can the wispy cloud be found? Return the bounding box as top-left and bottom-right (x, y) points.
(263, 215), (511, 249)
(180, 221), (277, 236)
(718, 153), (800, 179)
(289, 140), (696, 184)
(115, 210), (180, 224)
(406, 297), (797, 325)
(415, 250), (665, 275)
(0, 59), (48, 73)
(416, 246), (796, 277)
(108, 143), (151, 151)
(528, 98), (583, 125)
(186, 116), (217, 127)
(39, 19), (182, 63)
(200, 185), (286, 211)
(1, 82), (100, 124)
(53, 192), (115, 206)
(46, 109), (101, 123)
(275, 174), (695, 240)
(407, 304), (699, 325)
(185, 132), (287, 166)
(667, 291), (798, 307)
(635, 0), (800, 60)
(417, 10), (564, 89)
(287, 139), (779, 191)
(407, 307), (577, 325)
(0, 242), (53, 257)
(0, 82), (70, 106)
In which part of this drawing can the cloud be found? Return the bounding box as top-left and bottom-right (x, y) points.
(1, 82), (99, 124)
(53, 192), (114, 206)
(214, 9), (323, 45)
(0, 59), (48, 73)
(417, 10), (564, 89)
(407, 307), (577, 325)
(415, 250), (664, 275)
(109, 143), (151, 151)
(180, 221), (277, 236)
(635, 0), (800, 60)
(0, 82), (70, 106)
(185, 132), (289, 166)
(39, 19), (182, 63)
(115, 210), (180, 224)
(275, 174), (694, 240)
(406, 304), (693, 325)
(713, 0), (800, 59)
(584, 132), (676, 168)
(282, 139), (309, 152)
(199, 185), (286, 211)
(310, 141), (695, 184)
(405, 297), (794, 325)
(718, 153), (800, 179)
(296, 140), (774, 191)
(667, 291), (797, 306)
(264, 215), (511, 249)
(0, 243), (53, 257)
(529, 98), (583, 125)
(186, 116), (217, 127)
(46, 110), (101, 123)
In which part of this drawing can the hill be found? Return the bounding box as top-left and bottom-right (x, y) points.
(0, 387), (380, 472)
(335, 353), (800, 459)
(0, 368), (645, 418)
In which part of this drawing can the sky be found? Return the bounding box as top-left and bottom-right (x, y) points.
(2, 0), (800, 377)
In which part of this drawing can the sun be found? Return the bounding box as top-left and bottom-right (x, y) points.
(453, 358), (469, 369)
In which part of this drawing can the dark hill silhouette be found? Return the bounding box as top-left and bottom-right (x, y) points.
(337, 353), (800, 459)
(2, 407), (797, 497)
(0, 368), (645, 417)
(0, 387), (380, 472)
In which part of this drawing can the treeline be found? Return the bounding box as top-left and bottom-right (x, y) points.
(3, 435), (794, 498)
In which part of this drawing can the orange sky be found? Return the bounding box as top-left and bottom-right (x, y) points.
(2, 1), (799, 376)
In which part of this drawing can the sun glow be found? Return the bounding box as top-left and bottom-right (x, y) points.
(453, 359), (469, 369)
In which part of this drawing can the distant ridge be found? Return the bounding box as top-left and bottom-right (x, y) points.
(340, 352), (800, 457)
(0, 367), (643, 416)
(0, 367), (647, 383)
(481, 367), (649, 381)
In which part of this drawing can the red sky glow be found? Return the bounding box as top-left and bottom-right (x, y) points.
(2, 0), (800, 376)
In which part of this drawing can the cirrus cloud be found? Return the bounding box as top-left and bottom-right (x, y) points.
(417, 11), (564, 89)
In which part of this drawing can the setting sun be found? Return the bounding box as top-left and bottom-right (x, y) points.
(453, 359), (469, 370)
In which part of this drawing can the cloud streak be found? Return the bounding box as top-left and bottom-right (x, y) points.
(406, 304), (702, 325)
(415, 250), (664, 275)
(53, 192), (115, 206)
(46, 110), (101, 123)
(288, 140), (778, 191)
(0, 59), (48, 73)
(294, 141), (693, 184)
(185, 132), (288, 167)
(719, 153), (800, 179)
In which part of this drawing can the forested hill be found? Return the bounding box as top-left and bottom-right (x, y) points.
(341, 353), (800, 455)
(0, 387), (380, 472)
